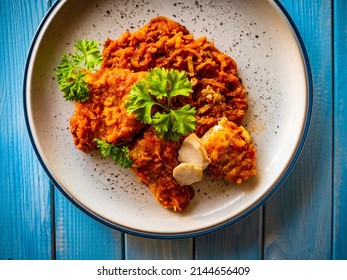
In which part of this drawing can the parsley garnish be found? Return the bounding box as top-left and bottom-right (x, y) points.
(56, 40), (102, 102)
(126, 68), (196, 141)
(94, 138), (133, 168)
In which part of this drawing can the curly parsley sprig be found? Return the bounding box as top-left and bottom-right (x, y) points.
(56, 40), (102, 102)
(94, 138), (133, 168)
(126, 68), (196, 141)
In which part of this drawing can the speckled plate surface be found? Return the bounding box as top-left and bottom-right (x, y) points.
(24, 0), (312, 238)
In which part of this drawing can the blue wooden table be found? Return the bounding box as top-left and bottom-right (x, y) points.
(1, 0), (346, 260)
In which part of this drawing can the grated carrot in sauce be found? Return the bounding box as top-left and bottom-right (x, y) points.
(69, 16), (256, 211)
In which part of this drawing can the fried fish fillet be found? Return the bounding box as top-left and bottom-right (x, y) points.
(130, 127), (194, 211)
(201, 118), (256, 184)
(70, 68), (146, 152)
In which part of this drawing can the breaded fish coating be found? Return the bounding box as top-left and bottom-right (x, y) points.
(201, 118), (256, 184)
(70, 68), (147, 152)
(130, 127), (194, 211)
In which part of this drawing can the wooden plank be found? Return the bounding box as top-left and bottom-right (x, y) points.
(125, 236), (193, 260)
(54, 190), (124, 260)
(263, 0), (333, 259)
(333, 0), (347, 260)
(0, 0), (53, 259)
(195, 209), (262, 260)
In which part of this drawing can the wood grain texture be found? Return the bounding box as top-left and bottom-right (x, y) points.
(333, 0), (347, 260)
(54, 190), (124, 260)
(195, 209), (262, 260)
(0, 0), (53, 259)
(125, 236), (193, 260)
(263, 0), (333, 259)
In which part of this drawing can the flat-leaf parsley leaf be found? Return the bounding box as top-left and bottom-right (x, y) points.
(56, 40), (102, 102)
(126, 68), (196, 141)
(94, 138), (133, 168)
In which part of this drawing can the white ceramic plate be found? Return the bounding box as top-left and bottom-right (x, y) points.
(24, 0), (312, 238)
